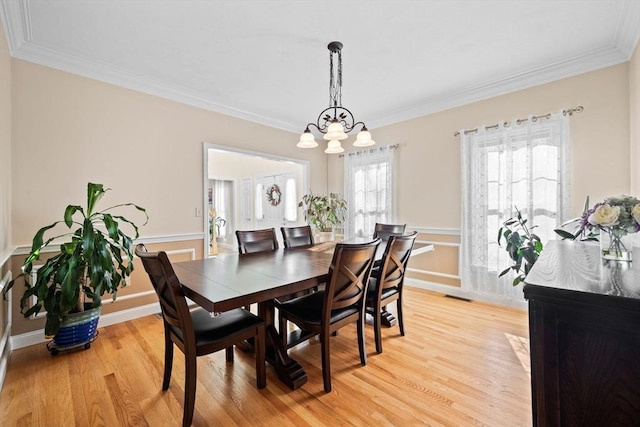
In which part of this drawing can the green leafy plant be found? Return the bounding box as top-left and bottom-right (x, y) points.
(498, 208), (543, 286)
(299, 191), (347, 232)
(554, 196), (600, 242)
(4, 182), (148, 337)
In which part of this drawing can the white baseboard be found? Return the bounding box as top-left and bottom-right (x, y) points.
(6, 278), (524, 351)
(406, 278), (528, 310)
(9, 302), (161, 350)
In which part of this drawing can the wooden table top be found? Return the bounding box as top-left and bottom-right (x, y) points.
(174, 238), (434, 314)
(173, 247), (335, 313)
(524, 240), (640, 309)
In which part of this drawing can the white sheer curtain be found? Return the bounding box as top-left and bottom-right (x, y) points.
(213, 180), (233, 239)
(460, 113), (570, 301)
(344, 146), (394, 239)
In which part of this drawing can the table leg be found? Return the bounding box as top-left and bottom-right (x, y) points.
(366, 306), (397, 327)
(380, 306), (397, 327)
(258, 300), (308, 389)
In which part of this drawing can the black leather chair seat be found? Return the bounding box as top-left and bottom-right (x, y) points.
(171, 308), (264, 347)
(366, 278), (399, 304)
(276, 291), (359, 326)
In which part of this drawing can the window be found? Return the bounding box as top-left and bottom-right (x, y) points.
(255, 183), (264, 220)
(284, 177), (297, 222)
(344, 146), (395, 238)
(460, 113), (569, 301)
(212, 180), (233, 238)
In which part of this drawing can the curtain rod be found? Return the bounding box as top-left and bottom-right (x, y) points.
(453, 106), (583, 137)
(338, 144), (399, 158)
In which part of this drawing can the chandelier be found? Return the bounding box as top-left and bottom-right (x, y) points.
(297, 41), (375, 154)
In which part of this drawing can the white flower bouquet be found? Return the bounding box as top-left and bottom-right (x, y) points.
(556, 195), (640, 259)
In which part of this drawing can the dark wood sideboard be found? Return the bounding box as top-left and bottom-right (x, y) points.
(524, 240), (640, 426)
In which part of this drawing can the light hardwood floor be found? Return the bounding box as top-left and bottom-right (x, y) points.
(0, 287), (531, 426)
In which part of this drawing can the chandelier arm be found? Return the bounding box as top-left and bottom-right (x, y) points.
(316, 106), (355, 133)
(351, 121), (368, 131)
(304, 123), (322, 133)
(298, 41), (374, 151)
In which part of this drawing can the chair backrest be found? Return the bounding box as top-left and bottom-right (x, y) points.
(373, 231), (417, 294)
(135, 244), (194, 346)
(322, 239), (381, 321)
(281, 225), (314, 248)
(373, 223), (407, 242)
(235, 228), (279, 254)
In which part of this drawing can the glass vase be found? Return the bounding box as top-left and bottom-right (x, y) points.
(600, 231), (633, 262)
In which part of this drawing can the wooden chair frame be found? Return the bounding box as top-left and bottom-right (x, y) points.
(135, 244), (266, 427)
(281, 225), (314, 248)
(366, 231), (417, 353)
(236, 228), (279, 254)
(373, 223), (407, 242)
(277, 239), (380, 392)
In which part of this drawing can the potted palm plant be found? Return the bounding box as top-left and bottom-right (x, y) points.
(299, 191), (347, 242)
(5, 182), (147, 354)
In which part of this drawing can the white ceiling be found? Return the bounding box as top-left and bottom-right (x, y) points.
(2, 0), (639, 134)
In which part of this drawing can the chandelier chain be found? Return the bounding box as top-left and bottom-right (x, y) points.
(329, 48), (343, 108)
(297, 41), (374, 153)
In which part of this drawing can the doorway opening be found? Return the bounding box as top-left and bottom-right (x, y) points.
(203, 143), (310, 256)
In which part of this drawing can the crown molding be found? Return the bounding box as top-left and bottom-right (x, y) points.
(9, 41), (300, 133)
(0, 0), (30, 55)
(369, 44), (629, 129)
(2, 0), (639, 131)
(615, 0), (640, 56)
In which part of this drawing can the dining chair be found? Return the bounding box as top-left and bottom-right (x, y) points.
(373, 223), (407, 242)
(236, 228), (279, 310)
(366, 231), (417, 354)
(280, 225), (319, 297)
(276, 239), (381, 392)
(135, 244), (266, 427)
(281, 225), (314, 248)
(236, 228), (279, 254)
(371, 223), (407, 302)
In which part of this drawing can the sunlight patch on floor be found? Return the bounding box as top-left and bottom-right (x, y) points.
(505, 332), (530, 377)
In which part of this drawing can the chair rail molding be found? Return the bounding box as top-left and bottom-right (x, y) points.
(408, 226), (460, 236)
(12, 233), (205, 256)
(8, 246), (195, 350)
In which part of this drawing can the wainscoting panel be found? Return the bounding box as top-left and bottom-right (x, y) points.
(406, 227), (461, 288)
(0, 270), (12, 391)
(7, 236), (204, 348)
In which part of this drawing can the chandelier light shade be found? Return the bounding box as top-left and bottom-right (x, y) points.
(324, 139), (345, 154)
(324, 121), (348, 141)
(297, 41), (374, 153)
(353, 127), (374, 147)
(296, 129), (319, 148)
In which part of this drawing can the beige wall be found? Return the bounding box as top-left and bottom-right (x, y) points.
(0, 19), (9, 259)
(8, 239), (202, 335)
(8, 59), (327, 338)
(329, 63), (631, 296)
(631, 42), (640, 195)
(11, 59), (326, 245)
(5, 43), (638, 334)
(208, 148), (304, 179)
(0, 19), (11, 385)
(330, 63), (631, 226)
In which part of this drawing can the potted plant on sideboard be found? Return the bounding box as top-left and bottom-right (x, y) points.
(4, 182), (147, 354)
(299, 191), (347, 242)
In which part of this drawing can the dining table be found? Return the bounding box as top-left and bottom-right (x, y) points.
(173, 244), (334, 389)
(172, 239), (434, 389)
